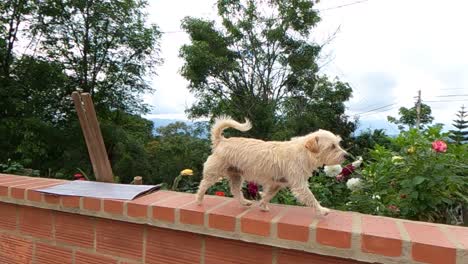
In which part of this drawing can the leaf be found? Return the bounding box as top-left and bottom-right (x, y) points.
(412, 176), (426, 185)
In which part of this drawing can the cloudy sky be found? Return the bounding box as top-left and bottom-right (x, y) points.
(143, 0), (468, 133)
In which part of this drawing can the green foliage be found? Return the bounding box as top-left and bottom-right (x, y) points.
(350, 126), (468, 223)
(388, 103), (434, 130)
(449, 105), (468, 144)
(349, 129), (393, 160)
(145, 122), (211, 185)
(33, 0), (162, 114)
(180, 0), (355, 140)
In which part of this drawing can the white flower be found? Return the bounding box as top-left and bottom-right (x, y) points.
(352, 156), (363, 168)
(372, 194), (381, 200)
(391, 156), (404, 164)
(346, 178), (363, 191)
(324, 165), (342, 177)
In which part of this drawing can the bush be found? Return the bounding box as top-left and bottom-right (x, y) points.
(347, 126), (467, 223)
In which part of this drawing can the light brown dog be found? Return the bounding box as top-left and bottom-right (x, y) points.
(196, 116), (348, 216)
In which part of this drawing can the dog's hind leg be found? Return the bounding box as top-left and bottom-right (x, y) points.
(259, 185), (280, 211)
(290, 184), (330, 216)
(229, 174), (252, 206)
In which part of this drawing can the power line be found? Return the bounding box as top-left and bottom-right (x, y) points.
(424, 100), (468, 103)
(355, 103), (397, 116)
(319, 0), (370, 12)
(434, 94), (468, 97)
(358, 106), (398, 117)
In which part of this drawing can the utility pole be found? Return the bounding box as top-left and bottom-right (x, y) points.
(416, 90), (421, 130)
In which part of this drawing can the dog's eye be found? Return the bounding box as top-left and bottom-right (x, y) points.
(330, 145), (336, 149)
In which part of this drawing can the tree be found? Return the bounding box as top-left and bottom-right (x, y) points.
(449, 105), (468, 144)
(179, 0), (355, 139)
(34, 0), (162, 114)
(387, 103), (434, 130)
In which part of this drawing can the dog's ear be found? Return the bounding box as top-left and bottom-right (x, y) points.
(305, 136), (319, 153)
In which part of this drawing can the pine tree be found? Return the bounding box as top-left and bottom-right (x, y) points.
(449, 105), (468, 144)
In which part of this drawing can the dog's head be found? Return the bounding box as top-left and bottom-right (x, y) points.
(304, 129), (348, 165)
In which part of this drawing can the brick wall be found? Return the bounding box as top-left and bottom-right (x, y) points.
(0, 174), (466, 264)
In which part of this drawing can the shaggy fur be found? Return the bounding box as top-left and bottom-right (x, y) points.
(196, 116), (348, 216)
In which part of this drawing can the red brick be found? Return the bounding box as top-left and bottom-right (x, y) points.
(10, 179), (60, 200)
(103, 199), (124, 215)
(241, 206), (284, 237)
(61, 196), (81, 208)
(151, 194), (195, 223)
(19, 206), (53, 239)
(277, 206), (315, 242)
(404, 222), (456, 264)
(75, 251), (118, 264)
(446, 226), (468, 250)
(208, 200), (250, 232)
(55, 212), (94, 248)
(96, 219), (143, 259)
(127, 191), (178, 218)
(0, 174), (20, 182)
(0, 202), (17, 231)
(316, 211), (352, 249)
(180, 196), (227, 226)
(26, 181), (65, 202)
(35, 243), (72, 264)
(83, 197), (101, 211)
(44, 194), (61, 204)
(0, 178), (42, 197)
(0, 234), (33, 264)
(205, 236), (273, 264)
(361, 215), (402, 257)
(146, 227), (202, 264)
(277, 248), (365, 264)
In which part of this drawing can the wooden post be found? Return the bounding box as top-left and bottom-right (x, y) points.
(72, 91), (114, 183)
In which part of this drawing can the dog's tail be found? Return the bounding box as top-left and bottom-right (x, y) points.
(211, 116), (252, 147)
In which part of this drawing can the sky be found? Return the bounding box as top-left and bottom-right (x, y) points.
(143, 0), (468, 134)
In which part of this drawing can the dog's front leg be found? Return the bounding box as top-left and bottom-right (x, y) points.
(290, 184), (330, 216)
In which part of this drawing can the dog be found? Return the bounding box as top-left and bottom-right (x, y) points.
(195, 116), (348, 216)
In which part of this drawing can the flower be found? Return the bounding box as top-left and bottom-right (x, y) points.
(324, 165), (342, 177)
(372, 194), (381, 200)
(73, 173), (86, 181)
(351, 156), (363, 168)
(247, 182), (259, 198)
(407, 146), (416, 154)
(336, 174), (346, 182)
(391, 156), (404, 164)
(388, 205), (400, 213)
(432, 140), (447, 153)
(346, 178), (363, 191)
(400, 194), (407, 199)
(180, 169), (194, 176)
(341, 164), (355, 178)
(215, 191), (225, 197)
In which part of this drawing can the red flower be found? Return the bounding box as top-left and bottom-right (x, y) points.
(247, 182), (259, 198)
(73, 173), (86, 181)
(432, 140), (447, 153)
(336, 164), (355, 182)
(215, 191), (225, 197)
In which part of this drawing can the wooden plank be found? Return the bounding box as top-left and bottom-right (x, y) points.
(72, 92), (114, 183)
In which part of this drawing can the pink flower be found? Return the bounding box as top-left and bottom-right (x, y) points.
(388, 205), (400, 213)
(432, 140), (447, 153)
